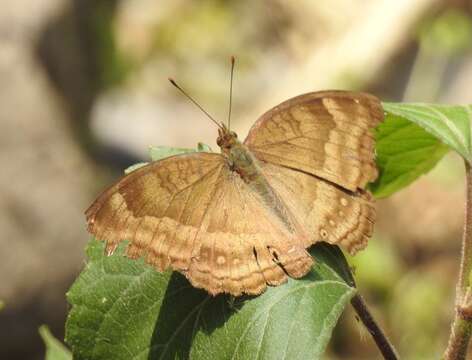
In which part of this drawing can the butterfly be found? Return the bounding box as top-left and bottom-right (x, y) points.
(86, 62), (382, 296)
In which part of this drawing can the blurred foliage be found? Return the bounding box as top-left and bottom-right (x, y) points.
(92, 1), (132, 88)
(152, 1), (235, 57)
(419, 9), (472, 56)
(349, 238), (402, 299)
(148, 1), (291, 60)
(405, 9), (472, 102)
(390, 272), (449, 359)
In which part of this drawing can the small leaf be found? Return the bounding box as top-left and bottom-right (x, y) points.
(149, 146), (197, 161)
(149, 143), (212, 162)
(125, 144), (213, 174)
(382, 102), (472, 161)
(125, 142), (211, 174)
(124, 162), (148, 174)
(65, 240), (355, 360)
(39, 325), (72, 360)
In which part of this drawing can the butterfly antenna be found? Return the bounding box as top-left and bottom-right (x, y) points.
(227, 56), (235, 130)
(168, 78), (223, 129)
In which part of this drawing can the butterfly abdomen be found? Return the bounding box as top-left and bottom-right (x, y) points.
(228, 142), (300, 235)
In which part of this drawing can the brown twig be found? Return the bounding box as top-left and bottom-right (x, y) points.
(444, 160), (472, 360)
(350, 294), (399, 360)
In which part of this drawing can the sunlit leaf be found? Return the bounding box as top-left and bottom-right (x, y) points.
(372, 113), (449, 198)
(372, 102), (471, 197)
(382, 102), (472, 161)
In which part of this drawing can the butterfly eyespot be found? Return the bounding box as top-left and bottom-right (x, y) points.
(340, 198), (349, 206)
(320, 229), (328, 238)
(216, 256), (226, 265)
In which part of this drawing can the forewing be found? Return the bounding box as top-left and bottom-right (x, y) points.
(86, 152), (312, 296)
(261, 162), (375, 254)
(86, 152), (225, 269)
(244, 91), (383, 191)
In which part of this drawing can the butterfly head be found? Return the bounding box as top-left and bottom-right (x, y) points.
(217, 125), (238, 153)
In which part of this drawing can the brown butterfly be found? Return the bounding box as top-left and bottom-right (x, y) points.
(86, 62), (382, 296)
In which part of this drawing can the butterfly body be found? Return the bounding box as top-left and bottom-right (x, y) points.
(218, 126), (296, 231)
(86, 90), (382, 296)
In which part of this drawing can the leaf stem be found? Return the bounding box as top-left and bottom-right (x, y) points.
(444, 160), (472, 360)
(350, 293), (399, 360)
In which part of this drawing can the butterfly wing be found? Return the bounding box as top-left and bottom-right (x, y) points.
(260, 162), (375, 254)
(244, 91), (383, 191)
(187, 165), (313, 296)
(86, 152), (312, 296)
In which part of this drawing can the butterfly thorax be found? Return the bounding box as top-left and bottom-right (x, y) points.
(217, 126), (260, 183)
(217, 126), (296, 232)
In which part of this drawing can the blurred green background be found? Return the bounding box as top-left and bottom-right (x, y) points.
(1, 0), (472, 359)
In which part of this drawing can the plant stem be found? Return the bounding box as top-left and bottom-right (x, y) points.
(444, 160), (472, 359)
(445, 317), (472, 359)
(334, 244), (399, 359)
(350, 294), (399, 360)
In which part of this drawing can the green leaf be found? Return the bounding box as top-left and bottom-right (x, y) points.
(39, 325), (72, 360)
(382, 102), (472, 161)
(372, 103), (472, 197)
(371, 113), (450, 198)
(65, 240), (355, 360)
(125, 143), (213, 174)
(124, 162), (148, 174)
(149, 143), (212, 162)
